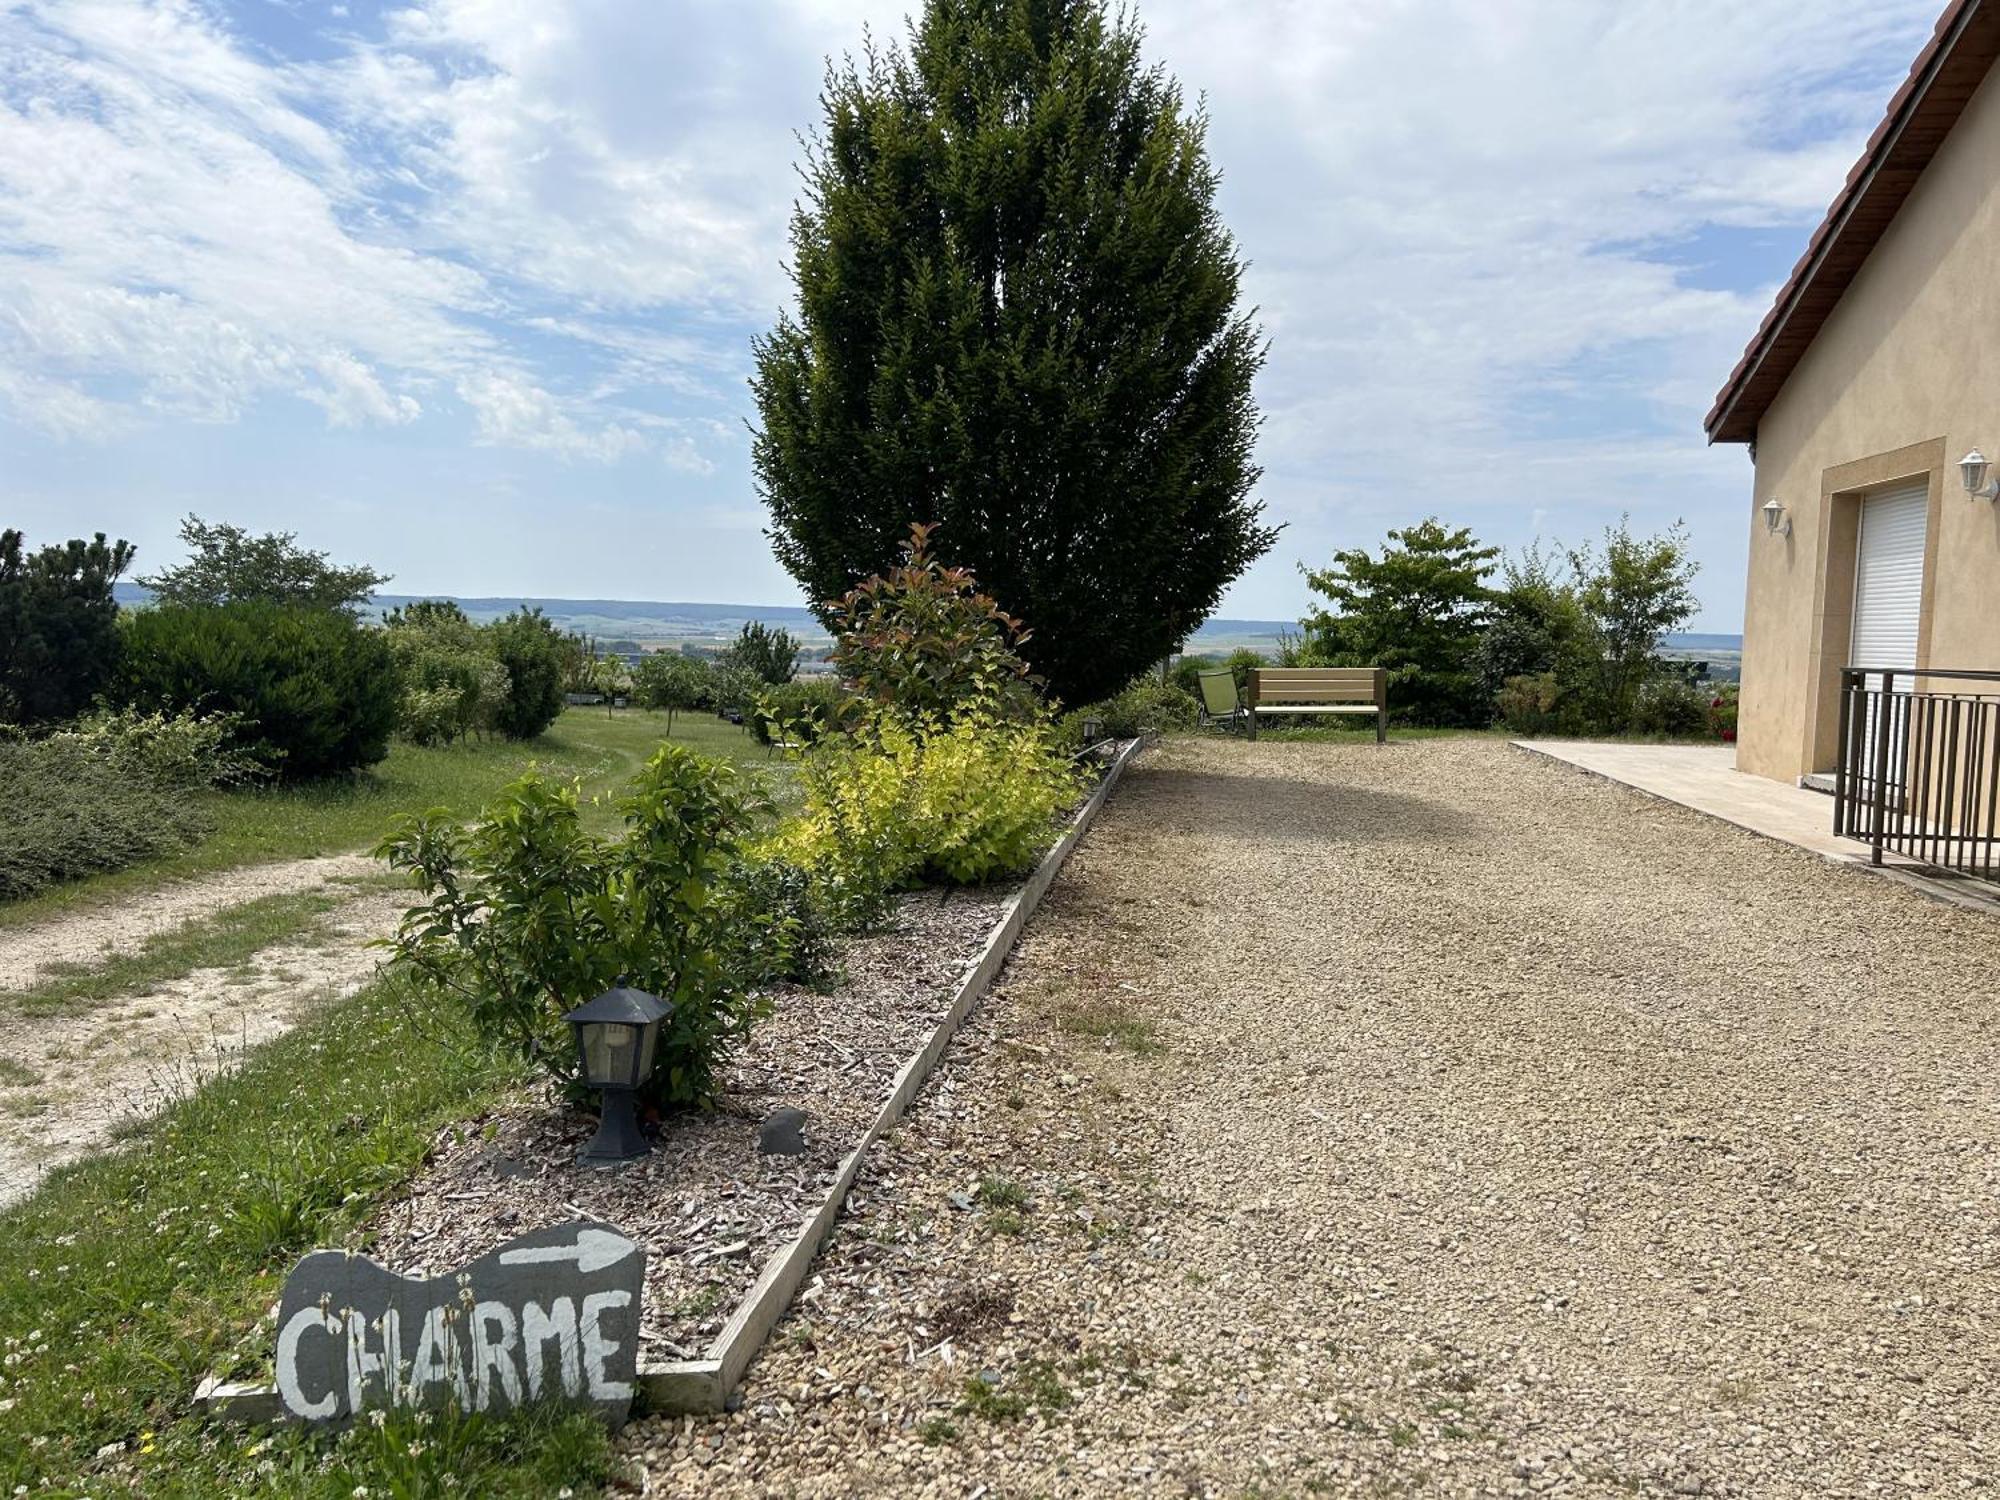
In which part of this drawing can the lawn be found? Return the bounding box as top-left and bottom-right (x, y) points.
(0, 708), (778, 928)
(0, 707), (787, 1495)
(0, 978), (615, 1497)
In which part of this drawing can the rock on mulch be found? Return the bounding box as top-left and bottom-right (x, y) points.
(361, 885), (1011, 1360)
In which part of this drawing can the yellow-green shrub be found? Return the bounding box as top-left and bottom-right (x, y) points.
(766, 702), (1082, 921)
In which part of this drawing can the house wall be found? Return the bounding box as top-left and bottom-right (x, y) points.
(1740, 59), (2000, 783)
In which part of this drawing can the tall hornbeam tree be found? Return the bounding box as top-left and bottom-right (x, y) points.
(751, 0), (1274, 705)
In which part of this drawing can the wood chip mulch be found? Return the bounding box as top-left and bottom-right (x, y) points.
(358, 884), (1012, 1360)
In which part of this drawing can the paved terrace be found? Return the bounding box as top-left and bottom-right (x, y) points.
(623, 736), (2000, 1498)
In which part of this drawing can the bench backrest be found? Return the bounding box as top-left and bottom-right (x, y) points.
(1248, 667), (1385, 707)
(1196, 669), (1241, 715)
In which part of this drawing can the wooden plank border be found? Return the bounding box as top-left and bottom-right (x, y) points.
(197, 736), (1144, 1425)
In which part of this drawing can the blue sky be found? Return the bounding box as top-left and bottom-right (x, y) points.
(0, 0), (1947, 628)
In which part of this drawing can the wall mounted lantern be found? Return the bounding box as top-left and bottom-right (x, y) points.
(565, 984), (672, 1164)
(1761, 497), (1791, 538)
(1959, 449), (1997, 500)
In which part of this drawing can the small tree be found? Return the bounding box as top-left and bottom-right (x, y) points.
(633, 652), (709, 734)
(591, 654), (629, 717)
(558, 631), (599, 695)
(484, 608), (569, 739)
(827, 522), (1036, 720)
(1299, 519), (1499, 725)
(1566, 518), (1699, 731)
(0, 529), (135, 725)
(751, 0), (1275, 706)
(138, 515), (387, 612)
(726, 621), (801, 686)
(1474, 544), (1585, 708)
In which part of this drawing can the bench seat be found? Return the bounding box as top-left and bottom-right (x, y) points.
(1247, 667), (1387, 742)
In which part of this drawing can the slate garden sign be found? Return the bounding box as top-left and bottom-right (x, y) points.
(274, 1220), (644, 1429)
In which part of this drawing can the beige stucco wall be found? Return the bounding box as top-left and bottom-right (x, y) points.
(1738, 59), (2000, 783)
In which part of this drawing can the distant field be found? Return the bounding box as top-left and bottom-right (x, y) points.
(109, 585), (1744, 661)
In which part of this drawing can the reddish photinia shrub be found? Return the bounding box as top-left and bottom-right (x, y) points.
(826, 522), (1039, 719)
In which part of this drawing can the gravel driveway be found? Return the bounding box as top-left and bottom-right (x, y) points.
(622, 736), (2000, 1498)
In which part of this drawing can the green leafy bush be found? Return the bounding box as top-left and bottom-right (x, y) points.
(718, 857), (840, 990)
(137, 513), (389, 611)
(1299, 518), (1499, 726)
(1495, 673), (1561, 735)
(751, 677), (847, 746)
(116, 601), (400, 778)
(1632, 675), (1710, 738)
(726, 620), (803, 686)
(377, 745), (770, 1112)
(484, 608), (569, 740)
(385, 601), (511, 746)
(1082, 675), (1200, 739)
(45, 705), (264, 786)
(0, 730), (213, 898)
(708, 662), (759, 723)
(767, 701), (1083, 919)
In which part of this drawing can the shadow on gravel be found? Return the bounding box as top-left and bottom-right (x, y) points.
(1128, 767), (1463, 847)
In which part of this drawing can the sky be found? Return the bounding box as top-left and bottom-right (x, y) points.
(0, 0), (1949, 630)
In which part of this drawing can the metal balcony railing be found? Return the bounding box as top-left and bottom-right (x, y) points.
(1834, 666), (2000, 878)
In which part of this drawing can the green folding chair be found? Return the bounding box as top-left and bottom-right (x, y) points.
(1197, 669), (1247, 733)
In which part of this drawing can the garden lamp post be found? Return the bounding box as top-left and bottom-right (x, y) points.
(565, 985), (672, 1164)
(1080, 715), (1105, 745)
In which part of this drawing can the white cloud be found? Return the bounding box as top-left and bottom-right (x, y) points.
(457, 371), (645, 462)
(0, 0), (1950, 621)
(1125, 0), (1938, 615)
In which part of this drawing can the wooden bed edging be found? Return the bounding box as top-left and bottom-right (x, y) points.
(196, 736), (1144, 1425)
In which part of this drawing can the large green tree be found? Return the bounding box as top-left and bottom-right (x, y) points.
(751, 0), (1274, 705)
(138, 515), (388, 613)
(0, 529), (135, 725)
(1299, 519), (1499, 726)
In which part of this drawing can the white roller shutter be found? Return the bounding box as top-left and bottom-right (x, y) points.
(1850, 482), (1928, 670)
(1849, 482), (1928, 794)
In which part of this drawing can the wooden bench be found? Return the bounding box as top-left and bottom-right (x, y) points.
(1246, 667), (1386, 742)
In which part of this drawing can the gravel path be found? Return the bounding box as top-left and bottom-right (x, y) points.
(621, 736), (2000, 1498)
(0, 872), (400, 1207)
(0, 852), (378, 992)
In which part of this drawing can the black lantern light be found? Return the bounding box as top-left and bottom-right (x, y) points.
(564, 985), (672, 1163)
(1080, 715), (1105, 746)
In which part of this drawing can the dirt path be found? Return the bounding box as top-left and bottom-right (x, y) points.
(0, 852), (380, 992)
(0, 870), (402, 1207)
(621, 737), (2000, 1498)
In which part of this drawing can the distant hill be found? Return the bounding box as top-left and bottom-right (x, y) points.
(113, 585), (826, 645)
(108, 587), (1741, 655)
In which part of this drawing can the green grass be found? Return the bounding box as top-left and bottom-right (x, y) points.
(0, 708), (779, 929)
(0, 882), (382, 1016)
(975, 1174), (1029, 1209)
(0, 975), (616, 1497)
(1056, 997), (1164, 1056)
(958, 1361), (1072, 1423)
